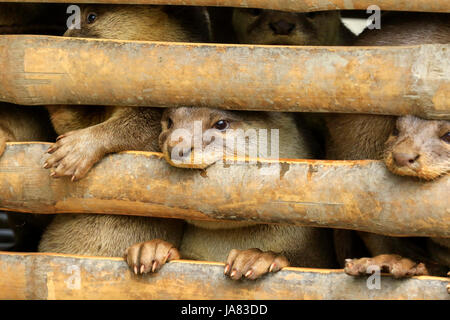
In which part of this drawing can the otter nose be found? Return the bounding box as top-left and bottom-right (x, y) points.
(393, 152), (420, 167)
(269, 20), (295, 35)
(167, 145), (194, 160)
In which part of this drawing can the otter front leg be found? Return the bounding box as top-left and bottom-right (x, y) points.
(125, 239), (180, 275)
(224, 248), (289, 280)
(44, 107), (161, 181)
(344, 254), (429, 278)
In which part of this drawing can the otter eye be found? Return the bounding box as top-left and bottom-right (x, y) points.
(213, 120), (229, 131)
(167, 118), (173, 129)
(441, 132), (450, 144)
(248, 9), (262, 16)
(87, 12), (97, 24)
(392, 127), (400, 136)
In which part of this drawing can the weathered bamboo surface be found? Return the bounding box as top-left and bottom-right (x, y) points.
(0, 143), (448, 237)
(0, 36), (448, 119)
(0, 251), (448, 300)
(0, 0), (449, 13)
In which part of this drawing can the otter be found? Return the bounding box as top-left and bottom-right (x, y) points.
(345, 116), (450, 279)
(125, 107), (337, 280)
(384, 116), (450, 181)
(344, 254), (429, 278)
(326, 12), (450, 280)
(38, 5), (211, 257)
(0, 104), (56, 251)
(230, 8), (356, 157)
(231, 8), (355, 45)
(44, 5), (211, 182)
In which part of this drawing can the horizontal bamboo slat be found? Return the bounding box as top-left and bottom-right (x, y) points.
(0, 251), (448, 300)
(0, 36), (449, 119)
(0, 0), (449, 13)
(1, 143), (448, 237)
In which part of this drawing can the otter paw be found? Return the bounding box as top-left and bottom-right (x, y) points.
(124, 239), (180, 275)
(344, 254), (429, 278)
(43, 129), (105, 181)
(224, 248), (289, 280)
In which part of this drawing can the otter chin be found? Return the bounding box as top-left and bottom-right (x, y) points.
(383, 115), (450, 181)
(162, 149), (222, 170)
(384, 154), (445, 181)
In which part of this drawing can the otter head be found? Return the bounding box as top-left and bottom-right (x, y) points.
(159, 107), (278, 170)
(384, 115), (450, 180)
(161, 107), (272, 229)
(64, 5), (210, 42)
(231, 8), (343, 45)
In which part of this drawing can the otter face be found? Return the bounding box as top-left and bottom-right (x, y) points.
(384, 115), (450, 180)
(231, 9), (342, 45)
(63, 5), (196, 42)
(159, 107), (271, 169)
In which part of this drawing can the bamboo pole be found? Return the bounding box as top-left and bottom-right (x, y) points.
(0, 35), (449, 119)
(0, 0), (449, 13)
(1, 143), (448, 237)
(0, 251), (448, 300)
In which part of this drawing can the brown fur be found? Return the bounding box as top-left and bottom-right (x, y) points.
(39, 215), (184, 257)
(39, 5), (211, 256)
(159, 107), (314, 170)
(326, 114), (395, 160)
(125, 107), (337, 280)
(230, 9), (355, 158)
(328, 12), (450, 277)
(232, 9), (355, 45)
(345, 254), (429, 278)
(45, 5), (211, 181)
(384, 116), (450, 181)
(384, 116), (450, 275)
(0, 104), (54, 154)
(325, 12), (450, 162)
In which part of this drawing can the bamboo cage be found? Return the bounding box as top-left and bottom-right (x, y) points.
(0, 0), (449, 12)
(1, 143), (449, 238)
(0, 0), (449, 300)
(0, 36), (448, 118)
(1, 252), (448, 300)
